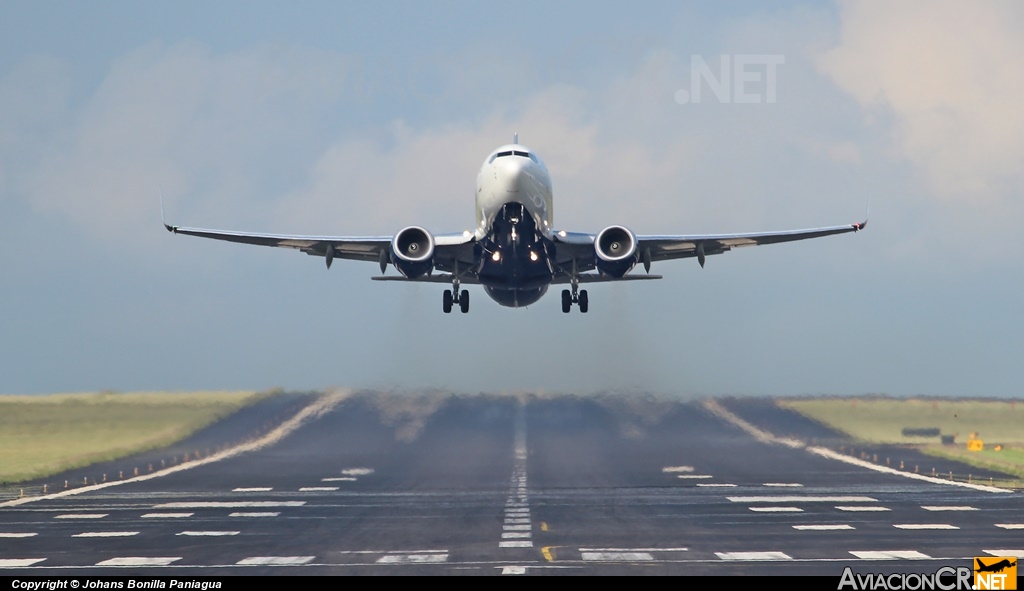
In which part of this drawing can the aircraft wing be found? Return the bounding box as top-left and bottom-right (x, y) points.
(163, 222), (476, 269)
(552, 219), (866, 271)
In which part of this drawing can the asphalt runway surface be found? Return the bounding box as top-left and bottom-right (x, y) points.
(1, 392), (1021, 576)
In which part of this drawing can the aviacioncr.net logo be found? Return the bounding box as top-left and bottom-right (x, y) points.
(838, 567), (973, 590)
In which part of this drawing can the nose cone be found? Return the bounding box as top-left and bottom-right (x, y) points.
(496, 157), (529, 194)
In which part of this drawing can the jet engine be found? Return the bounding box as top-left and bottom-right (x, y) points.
(390, 226), (435, 279)
(594, 225), (638, 278)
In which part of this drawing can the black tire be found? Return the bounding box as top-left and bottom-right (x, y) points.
(561, 289), (572, 313)
(443, 289), (453, 313)
(578, 289), (589, 313)
(460, 290), (469, 313)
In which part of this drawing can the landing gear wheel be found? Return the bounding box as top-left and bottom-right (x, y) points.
(443, 289), (453, 314)
(561, 289), (572, 313)
(578, 289), (589, 313)
(459, 290), (469, 313)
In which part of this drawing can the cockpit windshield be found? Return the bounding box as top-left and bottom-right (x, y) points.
(488, 150), (537, 164)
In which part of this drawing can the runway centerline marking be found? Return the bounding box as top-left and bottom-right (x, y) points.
(321, 477), (356, 482)
(582, 552), (654, 562)
(851, 551), (930, 560)
(96, 557), (182, 566)
(341, 468), (373, 476)
(677, 475), (713, 479)
(729, 496), (876, 503)
(55, 513), (108, 519)
(921, 506), (978, 511)
(716, 552), (793, 561)
(141, 513), (193, 518)
(232, 487), (272, 492)
(983, 550), (1024, 558)
(763, 483), (803, 487)
(696, 483), (736, 487)
(229, 512), (280, 518)
(893, 524), (959, 530)
(237, 556), (315, 566)
(299, 487), (338, 492)
(0, 533), (37, 538)
(662, 466), (695, 473)
(499, 401), (532, 549)
(154, 501), (304, 508)
(793, 524), (855, 531)
(995, 524), (1024, 529)
(836, 506), (890, 512)
(177, 531), (240, 536)
(749, 507), (803, 512)
(73, 531), (139, 538)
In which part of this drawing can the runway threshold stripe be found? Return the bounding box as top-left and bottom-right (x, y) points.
(983, 550), (1024, 558)
(55, 513), (108, 519)
(0, 559), (46, 567)
(499, 541), (533, 548)
(893, 524), (959, 530)
(96, 557), (181, 566)
(0, 533), (37, 538)
(502, 532), (531, 539)
(505, 518), (531, 524)
(850, 551), (930, 560)
(582, 552), (654, 562)
(73, 531), (139, 538)
(794, 525), (855, 531)
(716, 552), (793, 561)
(237, 556), (315, 566)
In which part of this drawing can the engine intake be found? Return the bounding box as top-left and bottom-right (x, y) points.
(594, 225), (638, 277)
(390, 226), (435, 278)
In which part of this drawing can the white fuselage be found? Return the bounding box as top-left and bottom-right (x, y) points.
(474, 144), (553, 241)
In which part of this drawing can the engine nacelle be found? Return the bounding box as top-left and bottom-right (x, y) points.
(594, 225), (638, 278)
(390, 226), (435, 279)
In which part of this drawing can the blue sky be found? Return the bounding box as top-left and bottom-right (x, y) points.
(2, 1), (1022, 397)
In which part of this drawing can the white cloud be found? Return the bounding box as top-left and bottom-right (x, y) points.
(818, 0), (1024, 201)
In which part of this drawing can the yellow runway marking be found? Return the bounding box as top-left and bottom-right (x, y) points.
(540, 521), (549, 531)
(541, 546), (559, 562)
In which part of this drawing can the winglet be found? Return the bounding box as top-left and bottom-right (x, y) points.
(854, 200), (870, 231)
(160, 187), (177, 233)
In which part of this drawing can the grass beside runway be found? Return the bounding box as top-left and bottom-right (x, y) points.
(0, 390), (264, 484)
(780, 397), (1024, 482)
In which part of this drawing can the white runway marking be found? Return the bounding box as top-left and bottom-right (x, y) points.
(73, 531), (139, 538)
(749, 507), (803, 512)
(341, 468), (374, 476)
(299, 487), (338, 492)
(229, 512), (280, 518)
(376, 554), (448, 564)
(716, 552), (793, 561)
(502, 532), (531, 539)
(851, 551), (930, 560)
(836, 506), (890, 512)
(499, 541), (533, 548)
(582, 552), (654, 561)
(502, 566), (527, 575)
(55, 513), (107, 519)
(996, 524), (1024, 529)
(503, 525), (531, 531)
(505, 518), (531, 524)
(237, 556), (315, 566)
(763, 483), (803, 487)
(794, 524), (855, 531)
(141, 513), (193, 518)
(893, 524), (959, 530)
(921, 506), (978, 511)
(983, 550), (1024, 558)
(155, 501), (304, 508)
(580, 547), (689, 552)
(96, 557), (182, 566)
(730, 496), (876, 503)
(677, 475), (713, 479)
(321, 477), (356, 482)
(696, 483), (736, 487)
(0, 559), (46, 567)
(662, 466), (695, 473)
(233, 487), (272, 492)
(177, 531), (240, 536)
(0, 533), (37, 538)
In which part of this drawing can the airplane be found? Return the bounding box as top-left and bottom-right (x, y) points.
(976, 558), (1016, 573)
(164, 136), (867, 314)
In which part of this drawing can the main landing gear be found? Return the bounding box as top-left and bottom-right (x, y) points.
(561, 284), (588, 314)
(443, 288), (469, 313)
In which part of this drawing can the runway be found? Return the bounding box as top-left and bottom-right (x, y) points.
(1, 392), (1021, 575)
